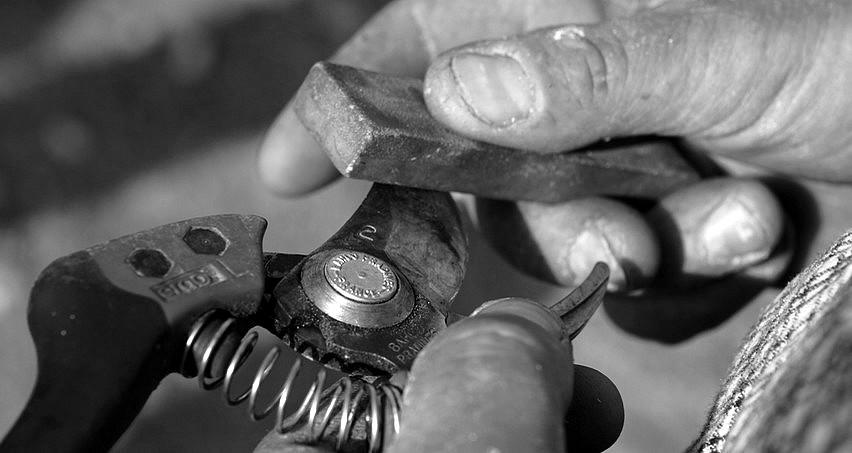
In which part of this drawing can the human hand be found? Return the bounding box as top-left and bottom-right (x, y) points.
(253, 298), (624, 453)
(257, 0), (852, 340)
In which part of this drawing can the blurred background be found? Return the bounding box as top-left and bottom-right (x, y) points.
(0, 0), (782, 451)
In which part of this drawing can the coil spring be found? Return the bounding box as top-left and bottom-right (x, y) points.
(183, 312), (402, 453)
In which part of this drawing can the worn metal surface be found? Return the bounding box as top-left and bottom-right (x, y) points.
(301, 249), (415, 329)
(272, 184), (469, 374)
(549, 262), (609, 340)
(1, 215), (268, 453)
(294, 62), (701, 202)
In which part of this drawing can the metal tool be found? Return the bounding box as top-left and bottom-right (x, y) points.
(2, 62), (700, 453)
(294, 62), (701, 202)
(0, 185), (606, 453)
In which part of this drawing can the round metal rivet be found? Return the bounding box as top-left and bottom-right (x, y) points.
(302, 249), (413, 329)
(183, 227), (228, 255)
(323, 251), (398, 303)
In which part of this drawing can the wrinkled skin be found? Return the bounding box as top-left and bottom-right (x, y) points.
(259, 0), (852, 321)
(257, 0), (852, 449)
(253, 298), (624, 453)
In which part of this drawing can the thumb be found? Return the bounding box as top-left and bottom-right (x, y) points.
(387, 298), (573, 453)
(423, 2), (852, 179)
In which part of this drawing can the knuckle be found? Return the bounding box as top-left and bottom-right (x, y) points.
(532, 25), (626, 109)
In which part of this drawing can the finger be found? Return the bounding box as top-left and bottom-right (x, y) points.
(259, 0), (604, 195)
(604, 234), (793, 342)
(602, 0), (688, 18)
(422, 4), (852, 179)
(711, 157), (852, 275)
(649, 177), (785, 286)
(257, 106), (341, 196)
(565, 365), (625, 453)
(476, 196), (660, 292)
(388, 298), (573, 453)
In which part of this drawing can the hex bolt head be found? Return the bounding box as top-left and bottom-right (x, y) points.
(127, 248), (172, 278)
(183, 227), (228, 255)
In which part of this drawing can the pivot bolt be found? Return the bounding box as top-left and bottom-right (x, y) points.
(323, 251), (398, 303)
(301, 249), (413, 329)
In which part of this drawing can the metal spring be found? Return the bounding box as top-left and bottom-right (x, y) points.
(184, 312), (402, 453)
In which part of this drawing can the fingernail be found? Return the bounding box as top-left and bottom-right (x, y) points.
(450, 53), (535, 127)
(564, 225), (627, 291)
(472, 297), (563, 339)
(700, 197), (773, 268)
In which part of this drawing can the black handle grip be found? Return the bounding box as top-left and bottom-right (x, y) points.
(1, 214), (267, 453)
